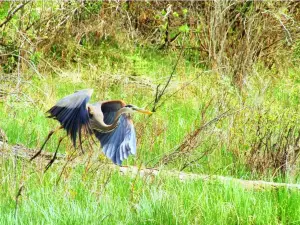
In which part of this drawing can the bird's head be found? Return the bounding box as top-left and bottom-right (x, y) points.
(124, 104), (153, 115)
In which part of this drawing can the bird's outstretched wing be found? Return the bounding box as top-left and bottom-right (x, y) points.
(47, 89), (93, 146)
(94, 101), (137, 165)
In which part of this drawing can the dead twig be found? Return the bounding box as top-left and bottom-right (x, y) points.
(151, 36), (185, 112)
(0, 1), (31, 28)
(14, 185), (24, 219)
(158, 108), (239, 166)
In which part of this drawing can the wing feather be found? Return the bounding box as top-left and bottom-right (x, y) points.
(47, 95), (136, 165)
(47, 89), (93, 146)
(95, 114), (136, 165)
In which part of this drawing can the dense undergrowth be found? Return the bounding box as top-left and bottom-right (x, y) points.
(1, 1), (300, 224)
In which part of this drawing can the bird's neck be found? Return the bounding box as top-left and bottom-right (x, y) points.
(98, 107), (128, 132)
(110, 107), (128, 129)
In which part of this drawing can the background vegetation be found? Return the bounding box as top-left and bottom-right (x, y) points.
(1, 1), (300, 224)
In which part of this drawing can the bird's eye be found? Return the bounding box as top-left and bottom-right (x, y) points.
(125, 104), (133, 108)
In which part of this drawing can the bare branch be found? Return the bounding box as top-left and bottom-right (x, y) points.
(152, 36), (185, 112)
(0, 1), (31, 28)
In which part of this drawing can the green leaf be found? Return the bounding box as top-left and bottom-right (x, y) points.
(182, 8), (188, 16)
(179, 24), (189, 33)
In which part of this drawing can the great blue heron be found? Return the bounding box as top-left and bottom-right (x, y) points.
(31, 89), (152, 167)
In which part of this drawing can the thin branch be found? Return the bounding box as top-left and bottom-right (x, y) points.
(152, 36), (185, 112)
(0, 1), (31, 28)
(14, 185), (24, 219)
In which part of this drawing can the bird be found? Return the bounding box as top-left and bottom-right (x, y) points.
(31, 89), (152, 167)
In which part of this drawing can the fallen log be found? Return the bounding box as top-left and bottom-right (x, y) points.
(1, 141), (300, 190)
(0, 140), (65, 160)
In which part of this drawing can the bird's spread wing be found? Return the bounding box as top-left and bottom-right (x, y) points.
(92, 101), (136, 165)
(47, 89), (93, 146)
(95, 114), (136, 165)
(47, 95), (136, 165)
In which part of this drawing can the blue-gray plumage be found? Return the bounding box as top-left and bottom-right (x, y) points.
(46, 89), (152, 165)
(95, 115), (136, 165)
(47, 89), (92, 147)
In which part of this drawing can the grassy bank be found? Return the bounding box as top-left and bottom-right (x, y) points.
(1, 42), (300, 224)
(1, 158), (300, 225)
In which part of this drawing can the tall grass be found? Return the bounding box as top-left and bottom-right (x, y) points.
(1, 43), (300, 224)
(2, 45), (300, 178)
(1, 158), (300, 225)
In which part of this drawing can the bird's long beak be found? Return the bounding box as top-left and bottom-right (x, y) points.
(135, 108), (153, 115)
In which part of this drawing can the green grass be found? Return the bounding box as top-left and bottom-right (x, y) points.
(2, 43), (300, 224)
(1, 46), (300, 176)
(1, 159), (300, 225)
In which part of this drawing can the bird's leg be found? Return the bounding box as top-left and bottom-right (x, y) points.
(30, 125), (63, 161)
(44, 135), (66, 172)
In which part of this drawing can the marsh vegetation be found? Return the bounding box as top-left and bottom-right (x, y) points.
(1, 1), (300, 224)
